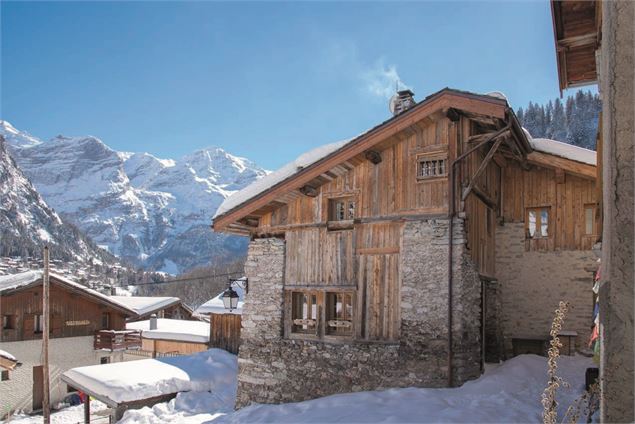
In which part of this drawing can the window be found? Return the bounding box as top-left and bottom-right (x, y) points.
(585, 204), (598, 235)
(101, 312), (110, 330)
(2, 315), (14, 330)
(325, 292), (353, 336)
(526, 207), (550, 238)
(417, 154), (447, 179)
(291, 291), (318, 335)
(288, 289), (354, 339)
(100, 357), (110, 365)
(329, 197), (355, 222)
(1, 371), (9, 381)
(34, 314), (44, 333)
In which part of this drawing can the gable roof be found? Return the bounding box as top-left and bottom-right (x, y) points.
(0, 270), (136, 316)
(530, 138), (596, 166)
(213, 88), (531, 232)
(108, 296), (182, 317)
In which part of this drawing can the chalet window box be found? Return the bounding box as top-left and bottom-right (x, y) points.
(327, 220), (354, 231)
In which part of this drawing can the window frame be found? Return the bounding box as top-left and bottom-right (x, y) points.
(416, 152), (448, 181)
(34, 314), (44, 334)
(525, 206), (552, 239)
(285, 288), (356, 342)
(584, 203), (598, 236)
(101, 312), (111, 330)
(328, 196), (356, 222)
(2, 314), (14, 330)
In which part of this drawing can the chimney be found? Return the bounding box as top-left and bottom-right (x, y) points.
(150, 314), (158, 330)
(390, 89), (416, 116)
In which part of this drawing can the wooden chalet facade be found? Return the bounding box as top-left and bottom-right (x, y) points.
(213, 88), (599, 407)
(0, 271), (139, 417)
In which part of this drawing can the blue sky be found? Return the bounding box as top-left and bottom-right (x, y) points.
(1, 1), (594, 170)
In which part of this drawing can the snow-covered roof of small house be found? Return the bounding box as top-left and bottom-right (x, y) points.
(0, 270), (136, 315)
(126, 318), (210, 344)
(0, 349), (19, 371)
(195, 285), (245, 316)
(529, 138), (596, 166)
(61, 349), (237, 406)
(109, 296), (181, 317)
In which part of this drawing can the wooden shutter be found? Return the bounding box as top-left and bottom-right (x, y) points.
(23, 314), (34, 339)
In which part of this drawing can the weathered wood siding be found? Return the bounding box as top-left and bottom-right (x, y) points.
(0, 283), (127, 342)
(209, 313), (241, 354)
(501, 161), (598, 251)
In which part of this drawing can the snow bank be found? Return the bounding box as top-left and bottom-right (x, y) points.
(195, 286), (245, 315)
(531, 138), (596, 165)
(119, 390), (231, 423)
(127, 318), (211, 343)
(8, 400), (109, 424)
(110, 296), (180, 316)
(63, 349), (236, 404)
(220, 355), (593, 423)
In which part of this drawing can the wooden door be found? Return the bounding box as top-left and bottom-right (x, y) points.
(32, 365), (43, 410)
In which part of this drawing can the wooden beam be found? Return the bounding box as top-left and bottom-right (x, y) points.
(527, 151), (596, 179)
(299, 185), (318, 197)
(471, 185), (497, 210)
(364, 150), (382, 164)
(462, 136), (506, 201)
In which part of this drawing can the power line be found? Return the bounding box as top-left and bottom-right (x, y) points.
(117, 270), (243, 287)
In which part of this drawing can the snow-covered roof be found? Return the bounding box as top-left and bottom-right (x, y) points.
(61, 349), (236, 405)
(195, 285), (245, 316)
(0, 270), (136, 315)
(0, 349), (16, 362)
(214, 139), (354, 218)
(126, 318), (210, 344)
(530, 137), (596, 166)
(109, 296), (181, 317)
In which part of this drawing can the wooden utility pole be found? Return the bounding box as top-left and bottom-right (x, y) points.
(42, 246), (51, 424)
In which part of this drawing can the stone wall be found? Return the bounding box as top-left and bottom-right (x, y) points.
(598, 1), (635, 421)
(495, 223), (597, 356)
(236, 219), (482, 408)
(483, 280), (504, 363)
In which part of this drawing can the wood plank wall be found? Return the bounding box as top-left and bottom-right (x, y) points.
(209, 313), (241, 354)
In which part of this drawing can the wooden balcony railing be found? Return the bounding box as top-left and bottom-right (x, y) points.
(94, 330), (142, 351)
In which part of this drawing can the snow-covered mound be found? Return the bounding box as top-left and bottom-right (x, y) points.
(1, 121), (268, 273)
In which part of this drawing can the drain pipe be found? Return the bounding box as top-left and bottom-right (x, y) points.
(446, 120), (511, 387)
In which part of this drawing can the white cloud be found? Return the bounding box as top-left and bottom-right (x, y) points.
(363, 62), (411, 99)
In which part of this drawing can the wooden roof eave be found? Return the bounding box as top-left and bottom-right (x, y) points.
(527, 151), (596, 180)
(213, 90), (507, 232)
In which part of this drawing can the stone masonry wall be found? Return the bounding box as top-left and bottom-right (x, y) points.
(236, 219), (482, 408)
(495, 223), (597, 356)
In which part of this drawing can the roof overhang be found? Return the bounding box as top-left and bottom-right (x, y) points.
(213, 89), (531, 234)
(551, 0), (601, 93)
(527, 151), (596, 179)
(0, 355), (19, 371)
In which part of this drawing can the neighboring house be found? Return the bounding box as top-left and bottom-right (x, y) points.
(212, 87), (600, 408)
(126, 318), (210, 356)
(0, 349), (19, 378)
(550, 1), (634, 422)
(0, 271), (139, 417)
(109, 296), (194, 321)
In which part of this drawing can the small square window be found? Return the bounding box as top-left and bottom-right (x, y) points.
(1, 371), (9, 381)
(291, 292), (318, 335)
(100, 357), (110, 365)
(417, 155), (447, 179)
(2, 315), (14, 330)
(526, 207), (550, 238)
(329, 197), (355, 222)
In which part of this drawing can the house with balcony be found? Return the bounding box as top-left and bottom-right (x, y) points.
(0, 270), (140, 417)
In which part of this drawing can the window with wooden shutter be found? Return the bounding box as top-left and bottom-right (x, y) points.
(416, 153), (448, 180)
(2, 315), (14, 330)
(287, 289), (354, 340)
(325, 292), (353, 337)
(34, 314), (44, 334)
(291, 291), (319, 335)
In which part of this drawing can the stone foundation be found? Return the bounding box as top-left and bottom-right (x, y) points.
(495, 222), (597, 356)
(236, 219), (482, 408)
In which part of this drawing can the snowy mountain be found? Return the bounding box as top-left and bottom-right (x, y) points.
(0, 135), (116, 265)
(2, 121), (267, 273)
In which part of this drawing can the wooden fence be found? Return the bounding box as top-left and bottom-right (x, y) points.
(209, 313), (241, 354)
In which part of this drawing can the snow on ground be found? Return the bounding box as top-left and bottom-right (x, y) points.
(119, 354), (594, 424)
(127, 318), (211, 343)
(6, 400), (109, 424)
(63, 349), (236, 405)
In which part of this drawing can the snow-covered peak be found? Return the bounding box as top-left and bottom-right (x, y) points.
(0, 120), (42, 148)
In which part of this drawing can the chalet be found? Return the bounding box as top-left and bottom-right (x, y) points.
(109, 296), (194, 321)
(0, 271), (139, 417)
(212, 88), (600, 407)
